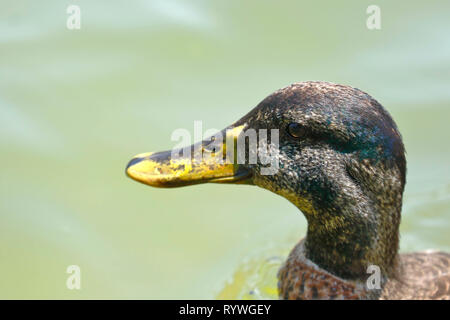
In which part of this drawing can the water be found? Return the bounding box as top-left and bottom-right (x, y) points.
(0, 0), (449, 299)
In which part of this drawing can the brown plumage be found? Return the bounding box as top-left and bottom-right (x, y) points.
(278, 240), (450, 300)
(381, 251), (450, 300)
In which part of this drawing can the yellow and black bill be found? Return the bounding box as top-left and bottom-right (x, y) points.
(125, 125), (253, 188)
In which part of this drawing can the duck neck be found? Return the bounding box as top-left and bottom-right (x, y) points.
(301, 201), (400, 289)
(304, 223), (381, 280)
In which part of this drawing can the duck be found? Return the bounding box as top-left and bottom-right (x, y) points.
(126, 81), (450, 300)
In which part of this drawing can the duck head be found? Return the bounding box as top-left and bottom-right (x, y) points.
(126, 81), (406, 283)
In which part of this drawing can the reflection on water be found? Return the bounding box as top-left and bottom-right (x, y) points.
(217, 256), (282, 300)
(0, 0), (449, 299)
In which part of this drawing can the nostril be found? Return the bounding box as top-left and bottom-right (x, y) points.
(126, 157), (143, 170)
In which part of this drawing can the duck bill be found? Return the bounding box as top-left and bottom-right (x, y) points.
(125, 125), (252, 188)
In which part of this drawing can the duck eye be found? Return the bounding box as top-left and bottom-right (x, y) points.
(287, 123), (306, 138)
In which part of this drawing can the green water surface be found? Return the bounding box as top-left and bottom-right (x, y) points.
(0, 0), (449, 299)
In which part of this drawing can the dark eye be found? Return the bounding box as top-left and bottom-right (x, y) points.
(287, 123), (306, 138)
